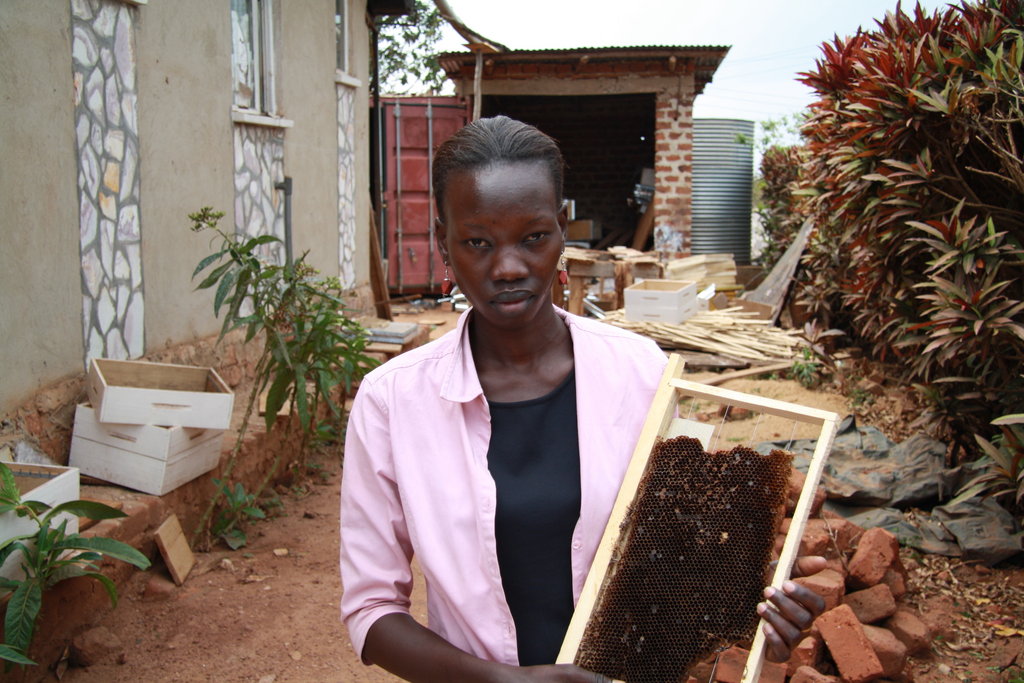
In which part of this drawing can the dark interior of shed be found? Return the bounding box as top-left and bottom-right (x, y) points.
(482, 93), (655, 248)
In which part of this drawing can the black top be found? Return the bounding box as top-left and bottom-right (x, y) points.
(486, 370), (582, 666)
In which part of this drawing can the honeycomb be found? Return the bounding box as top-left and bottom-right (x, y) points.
(574, 436), (793, 682)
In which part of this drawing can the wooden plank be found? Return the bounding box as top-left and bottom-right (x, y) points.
(631, 199), (656, 251)
(567, 275), (587, 316)
(741, 220), (813, 323)
(155, 514), (196, 586)
(742, 414), (838, 682)
(700, 360), (794, 386)
(557, 354), (687, 664)
(368, 211), (392, 321)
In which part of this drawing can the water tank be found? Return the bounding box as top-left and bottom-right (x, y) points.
(692, 119), (755, 264)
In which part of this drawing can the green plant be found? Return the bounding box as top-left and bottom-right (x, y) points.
(188, 207), (378, 548)
(790, 347), (823, 389)
(210, 479), (266, 550)
(0, 463), (150, 667)
(755, 144), (806, 272)
(794, 1), (1024, 453)
(950, 413), (1024, 523)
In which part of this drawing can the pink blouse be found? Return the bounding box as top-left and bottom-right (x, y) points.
(339, 306), (667, 665)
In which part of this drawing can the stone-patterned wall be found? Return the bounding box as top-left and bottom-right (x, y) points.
(72, 0), (145, 365)
(653, 91), (695, 255)
(337, 84), (357, 288)
(233, 124), (286, 264)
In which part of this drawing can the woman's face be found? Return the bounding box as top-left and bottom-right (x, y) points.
(436, 160), (567, 329)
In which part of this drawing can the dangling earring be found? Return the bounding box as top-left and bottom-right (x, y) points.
(441, 265), (453, 295)
(558, 252), (568, 286)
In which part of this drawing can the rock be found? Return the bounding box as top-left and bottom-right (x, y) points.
(70, 626), (123, 667)
(142, 573), (177, 601)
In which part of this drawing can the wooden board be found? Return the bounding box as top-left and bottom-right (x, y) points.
(741, 220), (813, 323)
(155, 514), (196, 586)
(369, 211), (392, 321)
(557, 353), (839, 682)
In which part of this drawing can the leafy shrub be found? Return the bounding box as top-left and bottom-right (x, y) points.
(755, 145), (806, 271)
(795, 0), (1024, 453)
(188, 207), (378, 547)
(952, 413), (1024, 523)
(0, 463), (150, 667)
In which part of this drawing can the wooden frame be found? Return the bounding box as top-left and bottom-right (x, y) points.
(557, 353), (839, 682)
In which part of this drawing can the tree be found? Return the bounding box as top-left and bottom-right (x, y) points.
(376, 0), (448, 95)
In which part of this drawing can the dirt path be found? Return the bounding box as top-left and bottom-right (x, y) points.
(62, 453), (415, 683)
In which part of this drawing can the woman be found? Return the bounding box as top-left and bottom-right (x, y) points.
(340, 116), (824, 682)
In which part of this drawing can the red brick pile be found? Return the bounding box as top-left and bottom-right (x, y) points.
(689, 468), (932, 682)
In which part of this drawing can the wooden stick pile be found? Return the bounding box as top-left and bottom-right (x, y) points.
(601, 307), (803, 362)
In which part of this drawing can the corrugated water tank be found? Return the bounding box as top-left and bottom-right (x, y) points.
(692, 119), (755, 264)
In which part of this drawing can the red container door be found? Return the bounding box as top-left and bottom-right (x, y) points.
(382, 97), (468, 294)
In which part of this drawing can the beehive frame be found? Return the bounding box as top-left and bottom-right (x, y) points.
(557, 353), (839, 682)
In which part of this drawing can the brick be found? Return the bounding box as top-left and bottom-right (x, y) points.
(815, 604), (885, 683)
(881, 566), (908, 599)
(786, 635), (822, 676)
(790, 666), (841, 683)
(80, 518), (120, 540)
(794, 568), (846, 610)
(115, 500), (151, 542)
(821, 517), (862, 554)
(843, 584), (897, 624)
(799, 519), (833, 556)
(884, 608), (931, 654)
(847, 527), (899, 589)
(862, 624), (908, 678)
(712, 646), (786, 683)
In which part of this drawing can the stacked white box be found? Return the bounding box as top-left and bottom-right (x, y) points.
(624, 279), (698, 324)
(70, 403), (225, 496)
(71, 359), (233, 496)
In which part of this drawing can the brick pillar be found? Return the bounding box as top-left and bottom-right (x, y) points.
(653, 91), (694, 256)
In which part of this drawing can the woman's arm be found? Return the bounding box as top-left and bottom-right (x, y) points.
(364, 614), (611, 683)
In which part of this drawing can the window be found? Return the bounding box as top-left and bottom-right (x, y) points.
(231, 0), (276, 115)
(335, 0), (348, 73)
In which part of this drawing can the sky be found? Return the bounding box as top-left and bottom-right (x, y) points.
(435, 0), (954, 132)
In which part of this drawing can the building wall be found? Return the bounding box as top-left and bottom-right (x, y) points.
(136, 0), (236, 350)
(653, 91), (695, 254)
(0, 2), (85, 413)
(0, 0), (372, 416)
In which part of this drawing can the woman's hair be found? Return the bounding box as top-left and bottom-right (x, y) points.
(432, 115), (565, 218)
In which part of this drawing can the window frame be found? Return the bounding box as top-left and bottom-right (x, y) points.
(232, 0), (278, 117)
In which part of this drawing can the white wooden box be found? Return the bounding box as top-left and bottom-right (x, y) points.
(624, 279), (698, 324)
(1, 463), (80, 580)
(70, 403), (225, 496)
(87, 358), (234, 429)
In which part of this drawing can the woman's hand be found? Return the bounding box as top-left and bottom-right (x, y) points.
(758, 555), (828, 662)
(497, 665), (613, 682)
